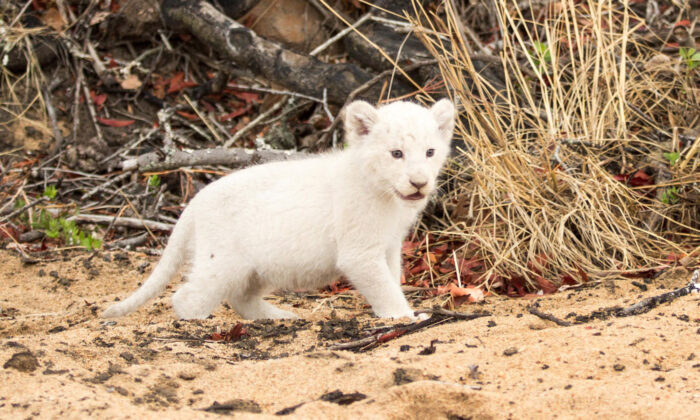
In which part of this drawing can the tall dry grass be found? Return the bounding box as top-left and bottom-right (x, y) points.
(0, 4), (49, 138)
(410, 0), (700, 289)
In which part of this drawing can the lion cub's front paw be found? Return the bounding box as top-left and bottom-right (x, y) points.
(414, 312), (430, 321)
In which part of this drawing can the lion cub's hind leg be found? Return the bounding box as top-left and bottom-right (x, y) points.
(226, 277), (298, 320)
(171, 258), (246, 320)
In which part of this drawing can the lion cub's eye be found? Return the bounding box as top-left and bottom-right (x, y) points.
(426, 148), (435, 158)
(391, 150), (404, 159)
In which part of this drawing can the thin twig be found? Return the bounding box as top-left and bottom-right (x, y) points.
(329, 308), (489, 352)
(0, 196), (49, 224)
(80, 172), (132, 200)
(223, 99), (287, 148)
(309, 12), (373, 57)
(527, 304), (572, 327)
(43, 87), (64, 157)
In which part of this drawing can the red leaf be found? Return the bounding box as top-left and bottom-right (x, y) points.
(437, 283), (484, 303)
(167, 72), (198, 94)
(534, 275), (557, 294)
(628, 170), (653, 187)
(507, 275), (527, 297)
(225, 86), (261, 104)
(97, 117), (135, 127)
(401, 240), (421, 256)
(209, 332), (223, 341)
(219, 107), (249, 122)
(90, 90), (107, 108)
(176, 110), (199, 121)
(377, 328), (407, 343)
(222, 323), (247, 342)
(675, 20), (691, 27)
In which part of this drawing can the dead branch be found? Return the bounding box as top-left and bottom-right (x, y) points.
(68, 214), (174, 231)
(121, 147), (306, 172)
(328, 308), (490, 352)
(527, 303), (572, 327)
(616, 269), (700, 317)
(161, 0), (404, 105)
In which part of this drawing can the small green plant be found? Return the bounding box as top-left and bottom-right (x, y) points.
(679, 47), (700, 70)
(31, 209), (102, 251)
(661, 187), (680, 205)
(663, 151), (680, 166)
(528, 41), (552, 74)
(13, 198), (28, 224)
(147, 175), (161, 189)
(43, 185), (57, 200)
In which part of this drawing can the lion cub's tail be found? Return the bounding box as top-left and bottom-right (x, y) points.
(102, 207), (193, 318)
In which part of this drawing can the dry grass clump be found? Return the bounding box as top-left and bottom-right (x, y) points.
(0, 3), (50, 144)
(410, 0), (700, 290)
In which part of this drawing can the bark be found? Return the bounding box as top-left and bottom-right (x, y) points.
(214, 0), (258, 19)
(121, 147), (306, 172)
(343, 0), (506, 95)
(161, 0), (408, 105)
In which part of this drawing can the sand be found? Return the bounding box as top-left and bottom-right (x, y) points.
(1, 249), (699, 419)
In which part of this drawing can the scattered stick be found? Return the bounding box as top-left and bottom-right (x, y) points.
(329, 307), (490, 352)
(223, 99), (287, 148)
(43, 86), (64, 158)
(616, 269), (700, 317)
(67, 214), (173, 231)
(529, 270), (700, 325)
(0, 196), (49, 224)
(80, 172), (132, 200)
(527, 303), (572, 327)
(121, 147), (306, 172)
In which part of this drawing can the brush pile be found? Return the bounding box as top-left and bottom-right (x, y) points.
(1, 0), (698, 300)
(405, 0), (700, 296)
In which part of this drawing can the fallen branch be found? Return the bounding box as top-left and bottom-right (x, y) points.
(121, 147), (306, 172)
(107, 233), (149, 250)
(616, 269), (700, 317)
(539, 270), (700, 325)
(68, 214), (174, 231)
(329, 307), (490, 352)
(161, 0), (403, 105)
(527, 304), (572, 327)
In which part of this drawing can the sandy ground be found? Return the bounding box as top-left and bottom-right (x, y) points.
(1, 249), (699, 419)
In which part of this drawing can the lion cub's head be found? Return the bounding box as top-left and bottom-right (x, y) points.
(344, 99), (455, 205)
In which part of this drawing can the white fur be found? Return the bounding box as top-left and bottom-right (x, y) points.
(103, 99), (455, 320)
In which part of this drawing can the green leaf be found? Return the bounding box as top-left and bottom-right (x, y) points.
(663, 151), (680, 166)
(661, 187), (679, 205)
(43, 185), (57, 200)
(147, 175), (161, 189)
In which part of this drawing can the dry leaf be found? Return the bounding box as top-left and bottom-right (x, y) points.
(42, 7), (65, 31)
(89, 11), (110, 26)
(97, 117), (135, 128)
(120, 74), (142, 90)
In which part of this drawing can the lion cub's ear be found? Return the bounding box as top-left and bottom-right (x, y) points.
(344, 101), (379, 146)
(431, 99), (455, 142)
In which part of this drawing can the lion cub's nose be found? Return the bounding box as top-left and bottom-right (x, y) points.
(410, 180), (427, 189)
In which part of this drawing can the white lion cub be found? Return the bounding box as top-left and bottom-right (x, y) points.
(103, 99), (455, 320)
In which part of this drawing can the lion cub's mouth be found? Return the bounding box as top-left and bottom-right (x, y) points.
(397, 191), (425, 201)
